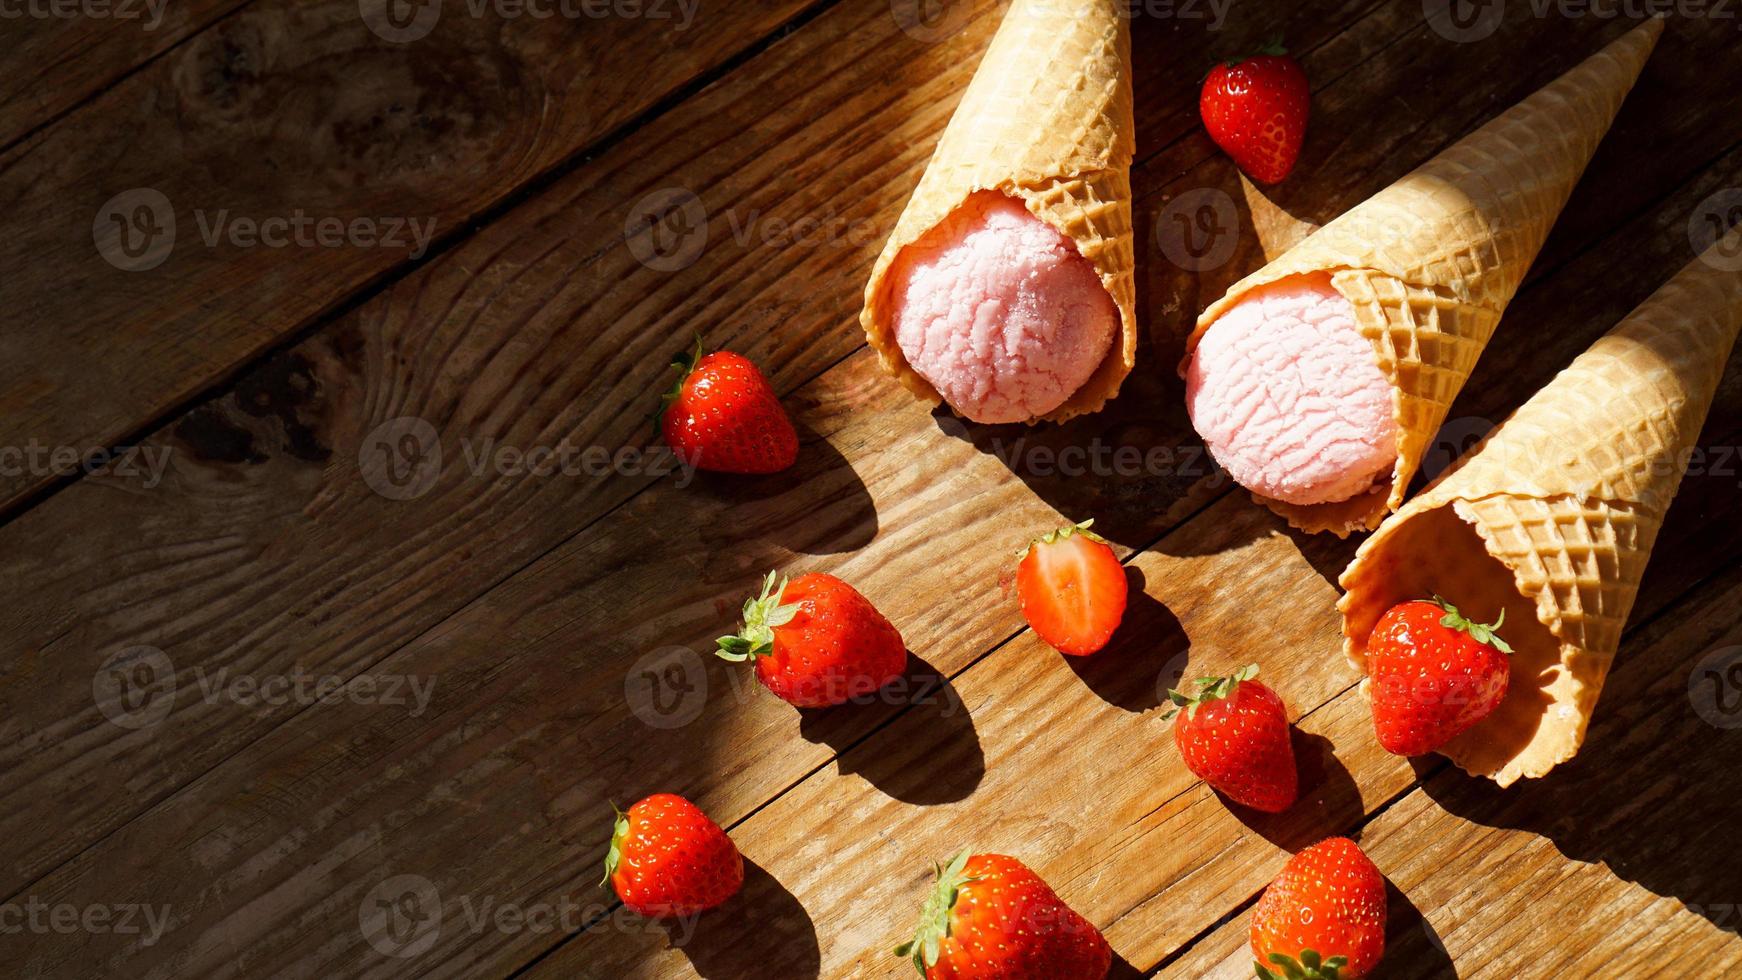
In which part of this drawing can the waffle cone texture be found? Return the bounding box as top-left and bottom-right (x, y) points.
(1340, 222), (1742, 787)
(1186, 18), (1663, 535)
(861, 0), (1137, 423)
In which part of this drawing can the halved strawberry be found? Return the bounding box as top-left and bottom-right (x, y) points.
(1015, 519), (1128, 656)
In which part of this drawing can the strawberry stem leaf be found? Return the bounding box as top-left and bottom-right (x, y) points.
(600, 802), (630, 890)
(655, 333), (707, 430)
(716, 570), (800, 662)
(1430, 595), (1514, 655)
(1161, 663), (1259, 721)
(894, 850), (979, 977)
(1255, 949), (1346, 980)
(1014, 517), (1107, 561)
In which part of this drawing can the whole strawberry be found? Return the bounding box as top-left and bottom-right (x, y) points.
(659, 336), (798, 474)
(1200, 41), (1310, 184)
(1367, 596), (1512, 756)
(1165, 664), (1298, 813)
(895, 851), (1110, 979)
(1251, 837), (1387, 979)
(716, 571), (906, 708)
(603, 793), (743, 917)
(1016, 519), (1128, 656)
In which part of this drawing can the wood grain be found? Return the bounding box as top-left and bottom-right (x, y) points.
(0, 0), (819, 513)
(0, 0), (250, 150)
(0, 0), (1399, 914)
(3, 3), (1739, 979)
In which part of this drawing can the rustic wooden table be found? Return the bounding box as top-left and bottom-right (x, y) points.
(3, 0), (1740, 976)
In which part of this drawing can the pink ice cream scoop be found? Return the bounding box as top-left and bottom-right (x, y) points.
(1186, 275), (1398, 506)
(888, 191), (1117, 424)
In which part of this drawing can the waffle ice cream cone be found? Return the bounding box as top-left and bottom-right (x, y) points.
(1186, 18), (1663, 535)
(861, 0), (1137, 423)
(1340, 222), (1742, 787)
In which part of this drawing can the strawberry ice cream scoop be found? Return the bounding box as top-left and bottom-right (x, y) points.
(1186, 275), (1398, 506)
(888, 191), (1117, 424)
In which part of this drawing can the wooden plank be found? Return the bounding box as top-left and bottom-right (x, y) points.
(0, 0), (820, 513)
(1159, 562), (1742, 978)
(0, 0), (1394, 914)
(0, 0), (251, 150)
(536, 105), (1742, 979)
(2, 6), (1734, 979)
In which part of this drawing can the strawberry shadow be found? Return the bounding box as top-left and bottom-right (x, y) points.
(693, 418), (877, 556)
(1382, 878), (1461, 979)
(1065, 566), (1187, 713)
(1107, 948), (1145, 979)
(1226, 729), (1362, 852)
(796, 651), (984, 806)
(662, 857), (819, 979)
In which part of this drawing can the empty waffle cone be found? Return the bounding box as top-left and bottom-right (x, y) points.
(1185, 18), (1662, 535)
(1340, 222), (1742, 787)
(861, 0), (1136, 423)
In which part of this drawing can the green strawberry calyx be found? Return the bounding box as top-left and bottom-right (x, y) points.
(715, 571), (801, 662)
(1014, 517), (1108, 561)
(599, 802), (630, 890)
(655, 333), (707, 429)
(893, 850), (980, 977)
(1255, 949), (1349, 980)
(1431, 596), (1514, 655)
(1161, 663), (1260, 722)
(1206, 35), (1288, 79)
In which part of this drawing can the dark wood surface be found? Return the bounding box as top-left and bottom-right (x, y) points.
(2, 1), (1739, 977)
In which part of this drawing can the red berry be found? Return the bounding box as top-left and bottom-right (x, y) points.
(1167, 665), (1298, 813)
(716, 571), (906, 708)
(1251, 837), (1387, 979)
(1015, 519), (1128, 656)
(1367, 597), (1513, 756)
(604, 793), (742, 917)
(659, 336), (798, 474)
(1200, 44), (1310, 184)
(895, 852), (1110, 979)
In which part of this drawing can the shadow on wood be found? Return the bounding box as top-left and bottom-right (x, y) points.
(1065, 565), (1186, 713)
(1418, 574), (1742, 940)
(1229, 728), (1363, 852)
(1383, 876), (1463, 980)
(664, 857), (820, 980)
(694, 419), (878, 557)
(798, 651), (984, 806)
